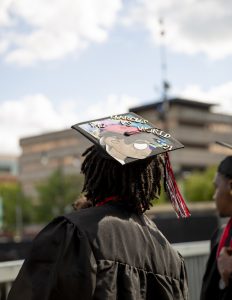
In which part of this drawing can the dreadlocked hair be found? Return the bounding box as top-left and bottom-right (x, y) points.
(81, 145), (163, 214)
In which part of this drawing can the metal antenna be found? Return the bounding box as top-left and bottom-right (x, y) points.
(159, 18), (170, 130)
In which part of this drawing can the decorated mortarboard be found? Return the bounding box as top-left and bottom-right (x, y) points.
(71, 112), (184, 163)
(216, 141), (232, 150)
(71, 112), (190, 218)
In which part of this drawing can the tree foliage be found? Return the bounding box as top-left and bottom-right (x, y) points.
(36, 169), (84, 222)
(152, 165), (217, 205)
(182, 166), (217, 202)
(0, 182), (33, 231)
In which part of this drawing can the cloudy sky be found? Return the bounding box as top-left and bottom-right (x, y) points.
(1, 0), (232, 154)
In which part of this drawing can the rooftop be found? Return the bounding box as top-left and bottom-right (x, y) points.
(129, 97), (216, 113)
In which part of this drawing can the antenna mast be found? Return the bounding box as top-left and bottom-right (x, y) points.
(159, 18), (170, 130)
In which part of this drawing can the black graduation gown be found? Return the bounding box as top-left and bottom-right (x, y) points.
(8, 204), (188, 300)
(200, 227), (232, 300)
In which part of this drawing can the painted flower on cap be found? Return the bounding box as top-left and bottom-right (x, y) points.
(103, 124), (139, 134)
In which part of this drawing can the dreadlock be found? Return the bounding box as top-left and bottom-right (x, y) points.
(81, 145), (163, 214)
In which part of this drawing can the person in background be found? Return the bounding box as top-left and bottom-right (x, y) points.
(8, 113), (189, 300)
(201, 155), (232, 299)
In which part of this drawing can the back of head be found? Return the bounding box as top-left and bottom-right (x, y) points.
(72, 112), (190, 218)
(81, 145), (162, 214)
(218, 156), (232, 179)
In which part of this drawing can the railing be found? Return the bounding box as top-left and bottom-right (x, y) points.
(173, 240), (210, 300)
(0, 260), (23, 300)
(0, 241), (210, 300)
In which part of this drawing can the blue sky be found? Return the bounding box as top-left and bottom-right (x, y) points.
(1, 0), (232, 154)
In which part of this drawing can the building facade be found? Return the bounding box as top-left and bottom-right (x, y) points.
(19, 98), (232, 197)
(19, 129), (91, 197)
(0, 155), (18, 184)
(130, 98), (232, 172)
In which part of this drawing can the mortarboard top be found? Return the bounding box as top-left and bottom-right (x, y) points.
(71, 112), (190, 218)
(71, 112), (184, 165)
(216, 141), (232, 150)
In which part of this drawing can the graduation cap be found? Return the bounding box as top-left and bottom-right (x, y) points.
(216, 141), (232, 150)
(71, 112), (190, 218)
(72, 112), (184, 163)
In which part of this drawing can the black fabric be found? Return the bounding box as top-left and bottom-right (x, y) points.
(8, 204), (188, 300)
(218, 156), (232, 178)
(200, 227), (232, 300)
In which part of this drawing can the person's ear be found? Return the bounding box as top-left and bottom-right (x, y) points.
(228, 179), (232, 196)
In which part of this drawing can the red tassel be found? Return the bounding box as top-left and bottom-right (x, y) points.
(164, 153), (190, 218)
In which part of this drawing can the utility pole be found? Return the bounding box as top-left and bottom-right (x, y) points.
(15, 159), (23, 241)
(0, 195), (3, 231)
(159, 18), (170, 132)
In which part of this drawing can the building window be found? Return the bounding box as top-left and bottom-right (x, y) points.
(0, 166), (11, 173)
(209, 123), (232, 133)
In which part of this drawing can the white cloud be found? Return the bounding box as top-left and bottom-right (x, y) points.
(1, 87), (231, 156)
(0, 39), (9, 54)
(124, 0), (232, 59)
(86, 94), (140, 119)
(0, 94), (80, 154)
(0, 0), (122, 65)
(0, 93), (139, 155)
(175, 81), (232, 113)
(0, 0), (14, 27)
(2, 0), (231, 64)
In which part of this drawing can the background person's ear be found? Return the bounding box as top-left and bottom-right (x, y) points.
(228, 179), (232, 196)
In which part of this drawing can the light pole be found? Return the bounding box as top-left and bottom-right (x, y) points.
(40, 151), (65, 217)
(159, 18), (170, 132)
(0, 195), (3, 232)
(15, 160), (23, 241)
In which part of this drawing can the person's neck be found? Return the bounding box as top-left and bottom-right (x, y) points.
(96, 196), (121, 207)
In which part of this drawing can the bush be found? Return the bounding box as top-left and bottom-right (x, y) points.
(183, 166), (217, 202)
(0, 182), (33, 232)
(35, 169), (84, 223)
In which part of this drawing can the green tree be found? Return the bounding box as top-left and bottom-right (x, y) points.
(36, 169), (84, 223)
(0, 182), (33, 232)
(183, 166), (217, 202)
